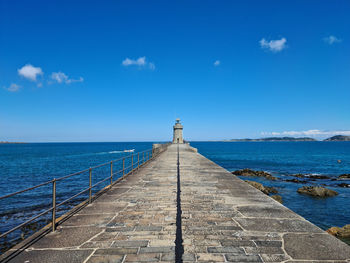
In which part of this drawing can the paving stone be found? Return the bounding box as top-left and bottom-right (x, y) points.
(86, 255), (124, 263)
(135, 226), (163, 231)
(225, 253), (262, 262)
(94, 248), (138, 255)
(236, 205), (301, 219)
(77, 202), (127, 215)
(149, 239), (175, 246)
(7, 249), (93, 263)
(31, 226), (102, 248)
(111, 240), (149, 247)
(244, 246), (285, 255)
(139, 246), (175, 253)
(260, 254), (290, 262)
(196, 253), (225, 261)
(235, 218), (323, 233)
(283, 233), (350, 260)
(160, 252), (175, 261)
(182, 253), (196, 261)
(63, 214), (114, 226)
(81, 241), (113, 248)
(207, 246), (245, 253)
(220, 240), (256, 247)
(254, 240), (283, 247)
(125, 253), (161, 262)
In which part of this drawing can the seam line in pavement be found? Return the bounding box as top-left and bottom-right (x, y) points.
(175, 144), (184, 263)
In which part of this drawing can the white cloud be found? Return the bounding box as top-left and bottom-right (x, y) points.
(214, 60), (220, 66)
(5, 83), (21, 92)
(51, 72), (84, 84)
(122, 57), (155, 70)
(18, 64), (43, 81)
(259, 37), (287, 52)
(323, 35), (342, 45)
(149, 62), (155, 70)
(261, 129), (350, 137)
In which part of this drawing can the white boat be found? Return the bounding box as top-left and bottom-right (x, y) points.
(124, 149), (135, 153)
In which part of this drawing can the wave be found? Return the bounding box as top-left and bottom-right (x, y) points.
(109, 150), (124, 154)
(304, 173), (322, 177)
(96, 151), (123, 155)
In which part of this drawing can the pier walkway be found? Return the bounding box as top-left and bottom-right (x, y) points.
(4, 144), (350, 262)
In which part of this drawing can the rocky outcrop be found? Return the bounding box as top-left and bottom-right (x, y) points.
(244, 180), (278, 195)
(271, 195), (283, 203)
(291, 174), (305, 178)
(339, 174), (350, 179)
(309, 175), (331, 180)
(338, 183), (350, 188)
(233, 169), (277, 180)
(285, 178), (307, 184)
(297, 186), (338, 197)
(327, 225), (350, 238)
(290, 174), (331, 180)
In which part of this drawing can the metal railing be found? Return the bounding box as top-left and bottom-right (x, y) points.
(0, 143), (169, 251)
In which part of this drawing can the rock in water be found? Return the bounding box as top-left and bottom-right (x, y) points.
(327, 225), (350, 238)
(297, 186), (338, 197)
(232, 168), (277, 180)
(271, 195), (283, 203)
(265, 186), (278, 194)
(339, 174), (350, 179)
(290, 174), (305, 178)
(245, 181), (269, 194)
(309, 175), (331, 180)
(285, 178), (307, 184)
(244, 180), (278, 195)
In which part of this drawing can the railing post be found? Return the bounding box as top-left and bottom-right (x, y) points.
(52, 179), (56, 232)
(143, 152), (145, 163)
(122, 158), (125, 178)
(131, 154), (134, 174)
(89, 168), (92, 203)
(138, 153), (140, 169)
(110, 161), (113, 186)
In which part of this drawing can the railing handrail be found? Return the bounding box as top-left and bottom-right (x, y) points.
(0, 143), (170, 247)
(0, 149), (150, 200)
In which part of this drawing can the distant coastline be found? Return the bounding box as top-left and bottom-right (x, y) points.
(223, 135), (350, 142)
(0, 141), (27, 144)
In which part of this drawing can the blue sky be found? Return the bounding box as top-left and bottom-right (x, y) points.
(1, 0), (349, 142)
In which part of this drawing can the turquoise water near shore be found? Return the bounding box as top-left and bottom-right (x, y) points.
(191, 141), (350, 232)
(1, 141), (350, 250)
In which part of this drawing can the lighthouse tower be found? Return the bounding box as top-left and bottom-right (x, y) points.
(172, 119), (184, 144)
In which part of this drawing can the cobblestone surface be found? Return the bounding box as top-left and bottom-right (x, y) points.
(4, 144), (350, 262)
(179, 144), (350, 262)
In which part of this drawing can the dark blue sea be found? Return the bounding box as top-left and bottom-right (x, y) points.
(1, 141), (350, 251)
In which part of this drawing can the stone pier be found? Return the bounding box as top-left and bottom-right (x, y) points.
(3, 144), (350, 262)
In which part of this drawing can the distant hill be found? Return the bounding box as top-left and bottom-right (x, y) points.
(228, 137), (317, 142)
(324, 135), (350, 141)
